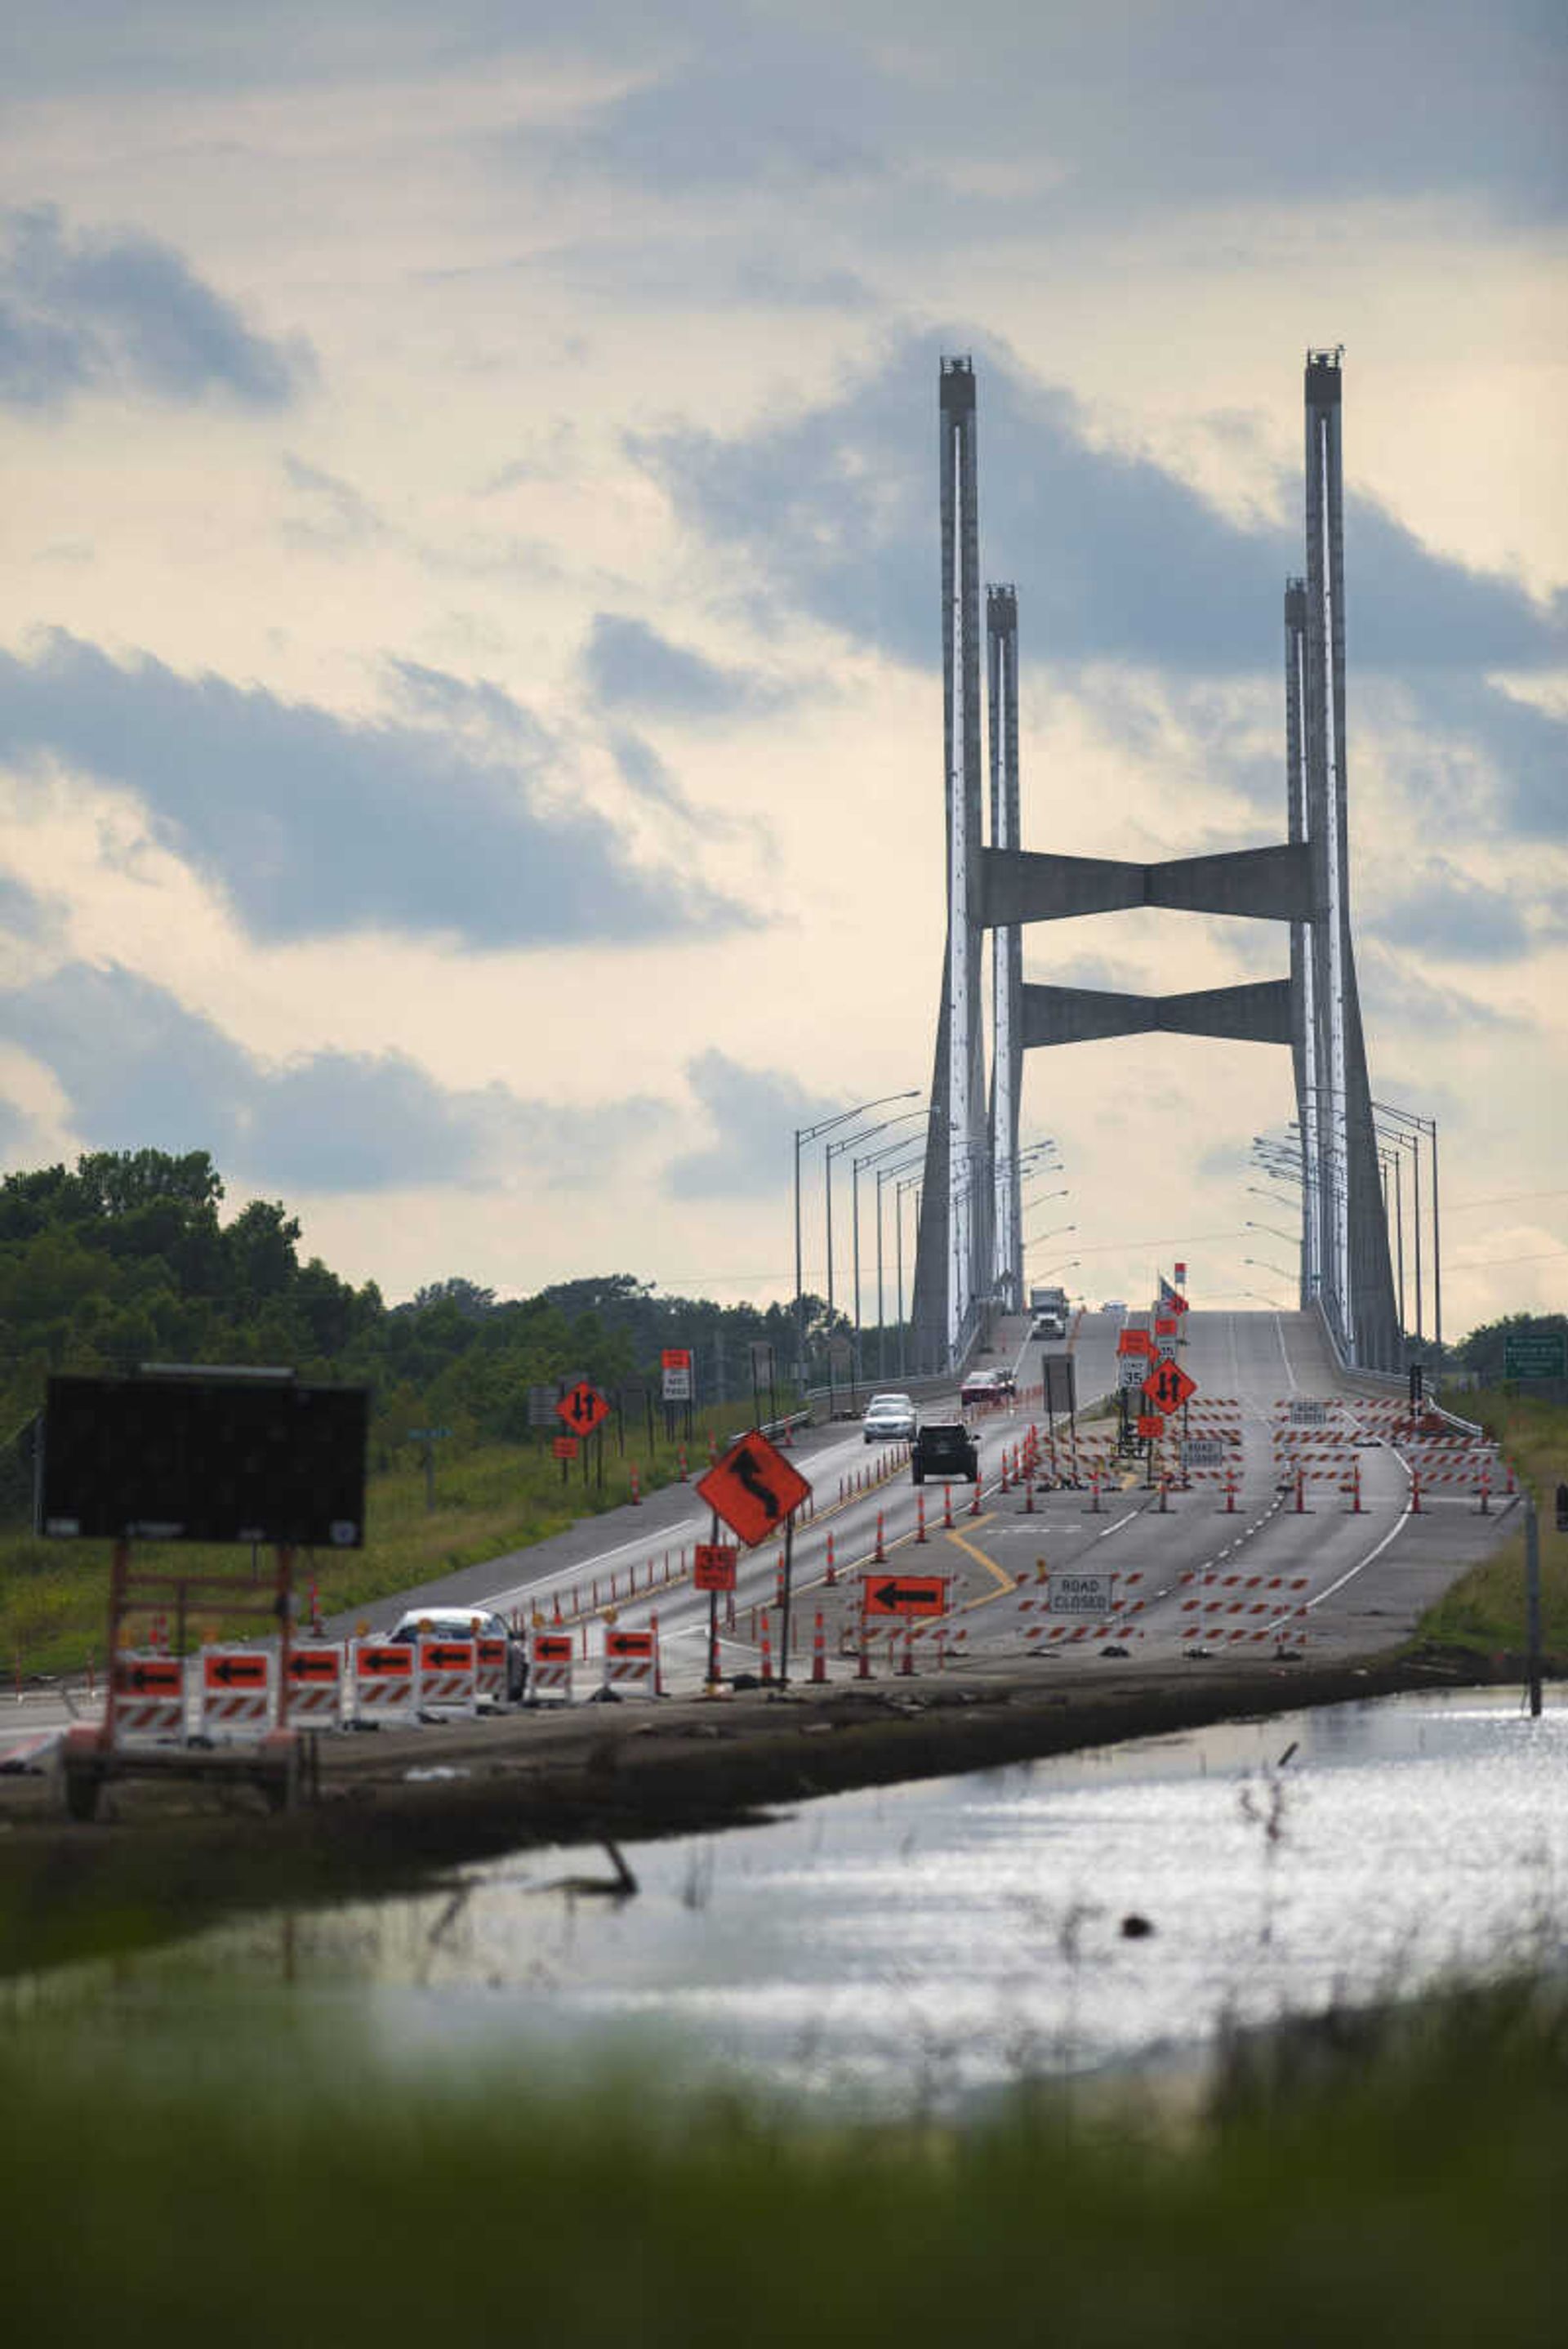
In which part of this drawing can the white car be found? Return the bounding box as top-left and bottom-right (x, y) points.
(862, 1393), (918, 1444)
(387, 1606), (528, 1702)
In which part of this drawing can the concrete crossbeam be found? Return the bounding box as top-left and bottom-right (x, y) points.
(1020, 979), (1294, 1050)
(978, 842), (1312, 929)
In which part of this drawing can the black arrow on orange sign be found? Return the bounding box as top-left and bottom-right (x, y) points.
(732, 1444), (782, 1527)
(126, 1664), (176, 1692)
(867, 1579), (944, 1612)
(212, 1656), (265, 1685)
(288, 1654), (336, 1679)
(425, 1645), (470, 1668)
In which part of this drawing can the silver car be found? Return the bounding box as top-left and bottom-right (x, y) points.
(862, 1393), (918, 1444)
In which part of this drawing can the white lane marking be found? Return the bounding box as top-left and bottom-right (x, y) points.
(1304, 1506), (1413, 1611)
(1093, 1509), (1142, 1544)
(1275, 1313), (1298, 1394)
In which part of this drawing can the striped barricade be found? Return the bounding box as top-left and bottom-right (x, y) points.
(531, 1630), (573, 1701)
(198, 1647), (274, 1742)
(283, 1643), (344, 1729)
(110, 1651), (185, 1745)
(474, 1635), (508, 1709)
(604, 1626), (657, 1695)
(352, 1640), (416, 1727)
(417, 1637), (477, 1715)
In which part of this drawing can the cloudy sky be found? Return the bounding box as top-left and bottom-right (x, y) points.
(1, 2), (1563, 1339)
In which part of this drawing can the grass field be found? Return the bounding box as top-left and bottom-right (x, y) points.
(0, 1400), (783, 1678)
(1417, 1388), (1568, 1658)
(2, 1974), (1566, 2341)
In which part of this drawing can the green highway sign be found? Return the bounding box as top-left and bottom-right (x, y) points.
(1503, 1334), (1566, 1381)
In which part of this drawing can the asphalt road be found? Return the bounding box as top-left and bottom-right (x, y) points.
(337, 1304), (1512, 1697)
(4, 1307), (1514, 1745)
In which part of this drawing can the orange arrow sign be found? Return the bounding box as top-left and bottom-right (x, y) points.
(862, 1575), (948, 1619)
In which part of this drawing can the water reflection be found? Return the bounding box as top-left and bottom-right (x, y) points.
(20, 1686), (1568, 2114)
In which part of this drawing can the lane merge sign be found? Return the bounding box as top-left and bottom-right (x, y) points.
(1142, 1355), (1197, 1416)
(862, 1575), (948, 1619)
(697, 1430), (812, 1548)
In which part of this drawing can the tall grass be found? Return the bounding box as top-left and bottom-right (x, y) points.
(1418, 1388), (1568, 1657)
(2, 1977), (1566, 2342)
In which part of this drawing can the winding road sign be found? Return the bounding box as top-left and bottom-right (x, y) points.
(1142, 1356), (1197, 1416)
(697, 1431), (811, 1548)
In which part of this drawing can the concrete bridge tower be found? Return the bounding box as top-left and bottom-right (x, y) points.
(909, 350), (1402, 1371)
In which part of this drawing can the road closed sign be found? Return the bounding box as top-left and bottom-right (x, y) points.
(1048, 1571), (1117, 1617)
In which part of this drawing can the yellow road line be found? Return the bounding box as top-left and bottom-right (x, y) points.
(942, 1522), (1018, 1611)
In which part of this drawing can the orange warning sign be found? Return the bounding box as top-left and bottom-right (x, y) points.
(1142, 1356), (1197, 1416)
(862, 1575), (948, 1619)
(557, 1380), (610, 1437)
(203, 1651), (267, 1689)
(697, 1430), (812, 1548)
(357, 1645), (412, 1677)
(693, 1541), (738, 1592)
(114, 1656), (181, 1695)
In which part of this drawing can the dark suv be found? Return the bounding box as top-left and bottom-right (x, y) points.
(911, 1421), (979, 1484)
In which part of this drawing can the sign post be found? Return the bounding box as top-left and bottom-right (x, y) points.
(697, 1432), (813, 1687)
(408, 1425), (452, 1513)
(661, 1348), (694, 1441)
(694, 1535), (737, 1690)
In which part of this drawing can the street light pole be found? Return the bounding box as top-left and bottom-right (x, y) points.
(794, 1088), (919, 1406)
(1374, 1099), (1443, 1366)
(875, 1150), (924, 1384)
(826, 1102), (925, 1416)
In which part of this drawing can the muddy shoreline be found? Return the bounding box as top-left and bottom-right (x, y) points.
(0, 1641), (1517, 1976)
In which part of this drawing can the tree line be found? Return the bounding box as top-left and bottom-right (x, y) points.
(0, 1149), (844, 1510)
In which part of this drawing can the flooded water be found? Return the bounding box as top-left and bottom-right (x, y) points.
(20, 1686), (1568, 2114)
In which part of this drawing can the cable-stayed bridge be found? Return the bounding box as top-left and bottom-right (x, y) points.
(910, 350), (1401, 1374)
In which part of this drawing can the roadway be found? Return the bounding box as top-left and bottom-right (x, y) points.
(3, 1306), (1515, 1745)
(350, 1303), (1510, 1696)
